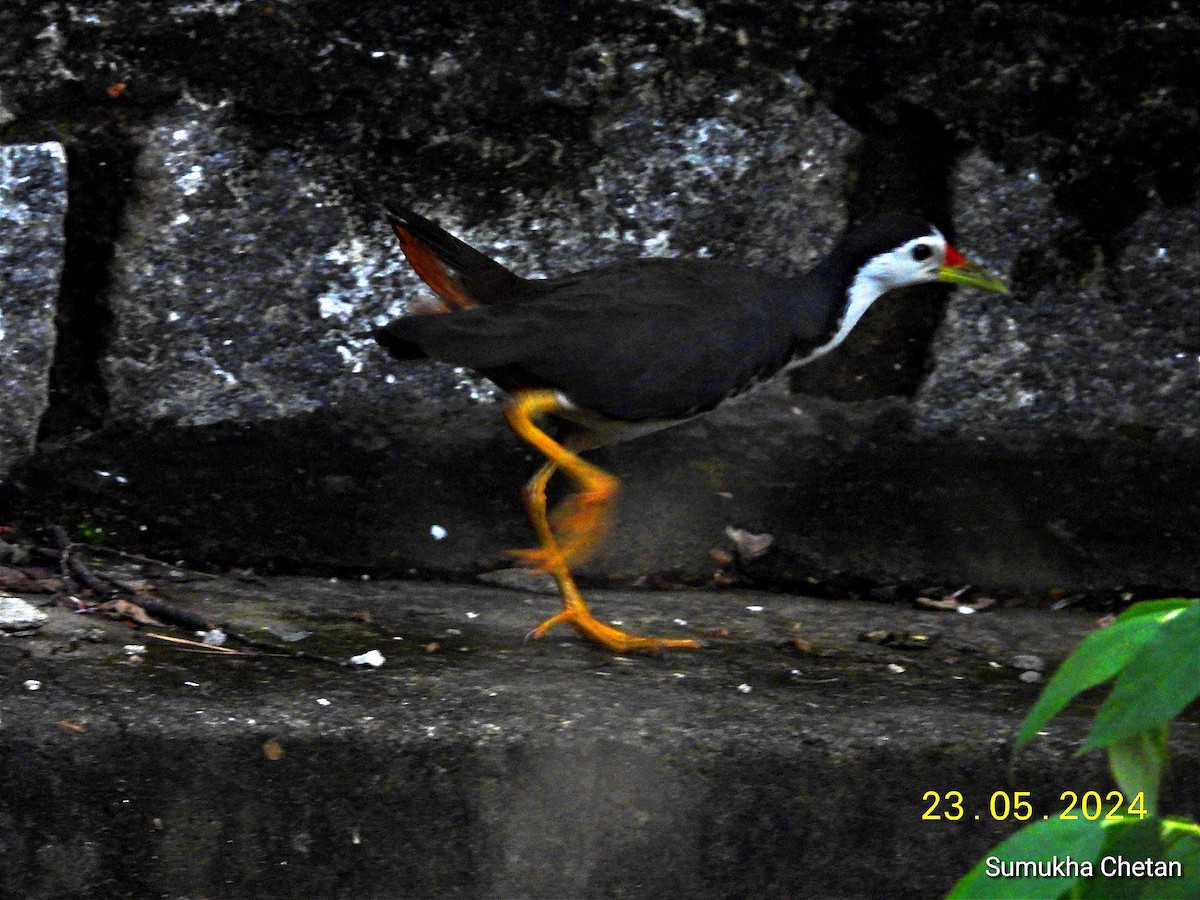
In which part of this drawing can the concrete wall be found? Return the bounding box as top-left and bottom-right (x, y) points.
(1, 1), (1197, 594)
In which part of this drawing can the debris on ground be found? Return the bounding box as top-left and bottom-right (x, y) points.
(0, 596), (48, 632)
(724, 526), (774, 563)
(349, 649), (385, 667)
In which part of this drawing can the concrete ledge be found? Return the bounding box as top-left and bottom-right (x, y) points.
(11, 396), (1200, 593)
(2, 578), (1196, 898)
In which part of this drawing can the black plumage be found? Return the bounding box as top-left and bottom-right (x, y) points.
(372, 203), (1003, 653)
(375, 207), (934, 422)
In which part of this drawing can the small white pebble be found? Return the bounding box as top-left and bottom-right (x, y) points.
(184, 681), (200, 687)
(610, 620), (623, 626)
(957, 605), (976, 615)
(316, 698), (331, 707)
(445, 628), (462, 636)
(23, 679), (42, 691)
(737, 683), (752, 694)
(466, 612), (479, 619)
(123, 644), (147, 655)
(887, 663), (905, 674)
(746, 605), (764, 613)
(430, 525), (448, 540)
(988, 661), (1002, 668)
(350, 650), (385, 667)
(673, 618), (688, 626)
(1019, 670), (1042, 684)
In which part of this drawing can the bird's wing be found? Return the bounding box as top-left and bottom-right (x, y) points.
(389, 260), (805, 420)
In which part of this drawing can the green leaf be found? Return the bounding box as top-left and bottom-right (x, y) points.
(1015, 616), (1166, 755)
(1107, 727), (1167, 816)
(1113, 598), (1195, 624)
(1075, 818), (1200, 900)
(1145, 819), (1200, 900)
(1084, 601), (1200, 751)
(947, 817), (1106, 899)
(1076, 818), (1164, 900)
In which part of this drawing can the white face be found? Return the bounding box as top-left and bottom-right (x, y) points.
(787, 227), (947, 369)
(858, 229), (949, 291)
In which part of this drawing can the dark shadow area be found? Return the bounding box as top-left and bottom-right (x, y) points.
(37, 122), (138, 441)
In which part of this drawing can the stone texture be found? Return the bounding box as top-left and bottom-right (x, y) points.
(103, 82), (853, 426)
(919, 151), (1200, 439)
(12, 396), (1200, 593)
(0, 2), (1198, 594)
(0, 596), (47, 631)
(102, 100), (480, 426)
(1, 575), (1196, 899)
(0, 142), (66, 475)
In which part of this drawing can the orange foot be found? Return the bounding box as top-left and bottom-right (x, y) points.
(508, 487), (615, 570)
(528, 603), (700, 654)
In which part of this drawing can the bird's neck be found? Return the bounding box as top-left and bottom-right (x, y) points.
(787, 262), (889, 368)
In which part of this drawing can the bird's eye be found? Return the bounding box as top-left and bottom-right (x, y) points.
(911, 244), (933, 262)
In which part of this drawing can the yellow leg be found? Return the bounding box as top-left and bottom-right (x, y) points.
(506, 409), (617, 570)
(504, 390), (699, 653)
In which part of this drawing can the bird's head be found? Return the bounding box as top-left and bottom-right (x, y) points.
(794, 214), (1008, 363)
(835, 213), (1009, 296)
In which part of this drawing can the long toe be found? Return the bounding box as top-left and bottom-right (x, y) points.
(528, 605), (700, 654)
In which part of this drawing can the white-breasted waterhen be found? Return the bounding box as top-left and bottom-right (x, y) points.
(375, 204), (1007, 653)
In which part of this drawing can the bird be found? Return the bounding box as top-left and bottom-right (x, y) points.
(375, 203), (1007, 653)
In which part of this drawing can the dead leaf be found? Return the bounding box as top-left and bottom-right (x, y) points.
(724, 527), (774, 562)
(59, 720), (88, 734)
(790, 636), (816, 654)
(915, 596), (960, 611)
(708, 548), (734, 566)
(98, 599), (162, 626)
(263, 738), (285, 761)
(0, 566), (63, 593)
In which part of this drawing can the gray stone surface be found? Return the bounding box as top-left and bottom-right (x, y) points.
(1, 2), (1198, 593)
(0, 596), (47, 631)
(14, 396), (1200, 593)
(0, 142), (66, 475)
(103, 100), (478, 427)
(103, 84), (852, 427)
(919, 152), (1200, 439)
(1, 574), (1196, 898)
